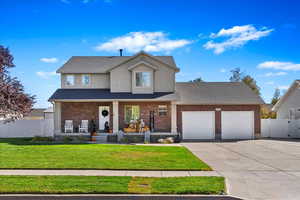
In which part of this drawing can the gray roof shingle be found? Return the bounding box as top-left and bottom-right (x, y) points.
(57, 56), (178, 73)
(175, 82), (265, 105)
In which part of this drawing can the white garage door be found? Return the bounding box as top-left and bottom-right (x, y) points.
(182, 111), (215, 140)
(221, 111), (254, 139)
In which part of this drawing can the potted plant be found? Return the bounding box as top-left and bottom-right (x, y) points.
(90, 120), (97, 137)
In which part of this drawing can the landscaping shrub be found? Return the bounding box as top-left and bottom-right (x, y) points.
(31, 136), (54, 143)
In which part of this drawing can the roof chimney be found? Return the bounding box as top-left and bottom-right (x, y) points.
(119, 49), (123, 56)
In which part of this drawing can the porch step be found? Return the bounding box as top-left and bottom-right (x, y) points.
(92, 135), (107, 143)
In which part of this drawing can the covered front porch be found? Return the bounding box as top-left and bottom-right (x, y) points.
(53, 100), (178, 139)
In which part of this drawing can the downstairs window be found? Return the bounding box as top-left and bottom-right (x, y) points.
(124, 105), (140, 123)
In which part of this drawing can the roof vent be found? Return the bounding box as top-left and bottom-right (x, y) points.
(119, 49), (123, 56)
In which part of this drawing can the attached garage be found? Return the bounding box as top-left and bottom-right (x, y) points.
(176, 82), (264, 140)
(221, 111), (254, 140)
(182, 111), (215, 140)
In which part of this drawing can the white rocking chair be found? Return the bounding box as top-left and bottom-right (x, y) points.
(64, 120), (73, 133)
(79, 120), (89, 133)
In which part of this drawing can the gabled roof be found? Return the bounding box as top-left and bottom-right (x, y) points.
(56, 51), (179, 73)
(175, 82), (265, 105)
(272, 80), (300, 111)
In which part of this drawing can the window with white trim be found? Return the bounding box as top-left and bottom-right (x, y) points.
(124, 105), (140, 123)
(158, 105), (168, 116)
(66, 75), (74, 86)
(135, 72), (151, 87)
(82, 74), (90, 86)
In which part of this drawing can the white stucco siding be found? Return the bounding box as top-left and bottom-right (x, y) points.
(110, 55), (176, 93)
(61, 73), (110, 89)
(154, 65), (175, 92)
(110, 64), (132, 92)
(277, 88), (300, 119)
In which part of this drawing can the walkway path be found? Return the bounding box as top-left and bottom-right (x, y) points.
(0, 170), (220, 177)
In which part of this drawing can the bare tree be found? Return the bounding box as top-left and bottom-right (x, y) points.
(229, 68), (243, 82)
(229, 67), (261, 95)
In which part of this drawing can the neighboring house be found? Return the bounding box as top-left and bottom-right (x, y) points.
(49, 51), (264, 140)
(44, 107), (54, 119)
(23, 108), (46, 120)
(272, 80), (300, 119)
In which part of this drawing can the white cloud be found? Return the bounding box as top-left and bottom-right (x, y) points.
(258, 61), (300, 71)
(266, 81), (274, 85)
(40, 57), (58, 63)
(278, 85), (289, 90)
(220, 68), (226, 73)
(264, 71), (287, 77)
(36, 71), (58, 79)
(203, 25), (273, 54)
(95, 31), (192, 53)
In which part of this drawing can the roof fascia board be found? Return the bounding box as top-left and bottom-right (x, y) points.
(127, 61), (158, 71)
(106, 51), (179, 72)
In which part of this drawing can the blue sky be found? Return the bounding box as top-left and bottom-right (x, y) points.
(1, 0), (300, 107)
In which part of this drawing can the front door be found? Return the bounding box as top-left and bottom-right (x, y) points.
(99, 106), (110, 131)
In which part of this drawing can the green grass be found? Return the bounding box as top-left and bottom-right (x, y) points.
(0, 176), (225, 194)
(0, 138), (211, 170)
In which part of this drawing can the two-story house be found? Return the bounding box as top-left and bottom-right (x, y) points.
(49, 51), (264, 140)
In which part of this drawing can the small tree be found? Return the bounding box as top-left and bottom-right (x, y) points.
(189, 77), (203, 83)
(271, 88), (280, 105)
(242, 75), (261, 95)
(0, 45), (35, 122)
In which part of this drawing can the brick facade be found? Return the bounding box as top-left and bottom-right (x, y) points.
(61, 102), (113, 132)
(119, 102), (171, 132)
(60, 102), (260, 138)
(61, 101), (171, 132)
(177, 105), (261, 139)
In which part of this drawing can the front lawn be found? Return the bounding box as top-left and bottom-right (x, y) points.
(0, 176), (225, 194)
(0, 138), (211, 170)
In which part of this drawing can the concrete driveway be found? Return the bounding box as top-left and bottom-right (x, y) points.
(183, 139), (300, 200)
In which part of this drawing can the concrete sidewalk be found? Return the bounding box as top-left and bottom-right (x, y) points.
(0, 170), (220, 177)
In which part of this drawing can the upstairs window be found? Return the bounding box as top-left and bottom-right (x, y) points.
(82, 74), (90, 86)
(66, 75), (74, 86)
(135, 72), (151, 87)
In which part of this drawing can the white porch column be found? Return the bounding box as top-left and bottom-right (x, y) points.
(171, 101), (177, 133)
(113, 101), (119, 133)
(53, 102), (61, 136)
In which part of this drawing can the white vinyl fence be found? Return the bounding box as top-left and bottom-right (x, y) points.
(0, 119), (54, 138)
(261, 119), (300, 138)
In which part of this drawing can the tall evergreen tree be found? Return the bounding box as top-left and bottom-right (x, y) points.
(271, 88), (280, 105)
